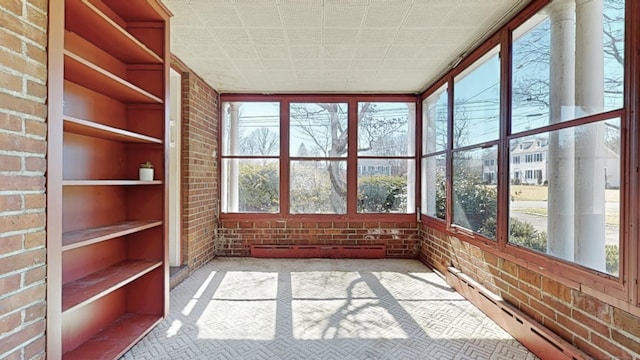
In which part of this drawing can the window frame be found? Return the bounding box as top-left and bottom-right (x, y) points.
(418, 0), (637, 305)
(219, 94), (418, 221)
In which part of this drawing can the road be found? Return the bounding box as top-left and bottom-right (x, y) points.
(509, 200), (619, 246)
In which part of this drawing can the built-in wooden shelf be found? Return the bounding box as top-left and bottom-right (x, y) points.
(62, 260), (162, 312)
(64, 116), (162, 144)
(62, 220), (162, 251)
(63, 313), (162, 360)
(63, 180), (162, 186)
(66, 0), (163, 65)
(64, 50), (163, 104)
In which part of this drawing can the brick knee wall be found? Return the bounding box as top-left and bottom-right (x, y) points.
(217, 219), (420, 258)
(419, 223), (640, 360)
(170, 55), (219, 272)
(0, 1), (48, 359)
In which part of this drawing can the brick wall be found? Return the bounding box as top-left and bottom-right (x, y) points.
(218, 219), (420, 258)
(0, 1), (48, 359)
(170, 55), (218, 271)
(419, 223), (640, 360)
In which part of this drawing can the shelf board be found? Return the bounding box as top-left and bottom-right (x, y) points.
(66, 0), (163, 64)
(63, 313), (162, 360)
(62, 220), (162, 251)
(63, 260), (162, 312)
(64, 116), (162, 144)
(63, 180), (162, 186)
(64, 50), (163, 104)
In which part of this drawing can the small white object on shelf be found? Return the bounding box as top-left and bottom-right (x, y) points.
(139, 161), (154, 181)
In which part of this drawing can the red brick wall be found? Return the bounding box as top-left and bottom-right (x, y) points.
(0, 1), (48, 359)
(419, 223), (640, 360)
(170, 55), (219, 271)
(218, 219), (420, 258)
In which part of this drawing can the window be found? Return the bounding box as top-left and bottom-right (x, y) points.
(358, 102), (415, 213)
(451, 46), (500, 237)
(508, 0), (624, 276)
(221, 96), (417, 217)
(509, 119), (620, 275)
(290, 103), (348, 214)
(422, 84), (448, 219)
(221, 102), (280, 213)
(420, 0), (627, 284)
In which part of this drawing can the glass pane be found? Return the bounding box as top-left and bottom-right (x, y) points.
(511, 0), (625, 133)
(290, 160), (346, 214)
(509, 118), (620, 275)
(358, 102), (416, 156)
(422, 85), (448, 154)
(453, 47), (500, 148)
(221, 159), (279, 213)
(290, 103), (348, 158)
(452, 146), (498, 239)
(421, 154), (446, 219)
(357, 159), (415, 213)
(222, 102), (280, 156)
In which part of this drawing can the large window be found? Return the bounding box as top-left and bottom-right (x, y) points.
(289, 103), (348, 214)
(221, 102), (280, 213)
(357, 102), (415, 213)
(221, 97), (417, 217)
(508, 0), (624, 275)
(421, 0), (626, 280)
(451, 46), (500, 239)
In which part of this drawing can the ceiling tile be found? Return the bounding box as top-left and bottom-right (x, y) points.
(196, 5), (243, 27)
(403, 5), (453, 28)
(235, 6), (282, 27)
(165, 0), (529, 93)
(354, 46), (388, 59)
(286, 29), (322, 46)
(256, 46), (290, 59)
(290, 46), (322, 59)
(279, 6), (322, 27)
(363, 6), (409, 28)
(324, 6), (366, 28)
(324, 28), (360, 45)
(248, 28), (286, 45)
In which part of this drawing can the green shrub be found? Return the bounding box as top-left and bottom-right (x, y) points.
(605, 244), (619, 276)
(358, 175), (407, 212)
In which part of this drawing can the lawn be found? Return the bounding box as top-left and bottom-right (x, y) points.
(514, 207), (620, 226)
(510, 185), (620, 203)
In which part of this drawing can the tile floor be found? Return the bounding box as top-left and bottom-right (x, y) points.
(122, 258), (537, 360)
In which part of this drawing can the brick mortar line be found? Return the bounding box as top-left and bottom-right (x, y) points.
(0, 227), (45, 240)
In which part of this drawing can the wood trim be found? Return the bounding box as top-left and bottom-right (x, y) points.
(47, 0), (65, 356)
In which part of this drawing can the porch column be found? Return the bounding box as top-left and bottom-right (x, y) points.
(228, 102), (240, 212)
(574, 0), (606, 271)
(547, 0), (576, 260)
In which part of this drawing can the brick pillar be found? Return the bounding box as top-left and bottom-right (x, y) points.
(0, 1), (48, 359)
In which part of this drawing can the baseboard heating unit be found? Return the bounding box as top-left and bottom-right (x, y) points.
(446, 266), (589, 360)
(250, 245), (385, 259)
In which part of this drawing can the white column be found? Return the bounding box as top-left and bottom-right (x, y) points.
(546, 0), (576, 260)
(422, 97), (438, 216)
(574, 0), (606, 271)
(407, 103), (416, 212)
(228, 102), (240, 212)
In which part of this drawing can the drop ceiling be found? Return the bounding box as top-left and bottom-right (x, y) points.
(164, 0), (529, 94)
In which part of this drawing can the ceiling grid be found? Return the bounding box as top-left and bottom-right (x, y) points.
(166, 0), (529, 93)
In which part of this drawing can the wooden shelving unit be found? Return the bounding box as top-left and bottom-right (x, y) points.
(47, 0), (171, 358)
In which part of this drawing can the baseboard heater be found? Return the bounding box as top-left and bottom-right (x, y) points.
(446, 267), (589, 360)
(251, 245), (385, 259)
